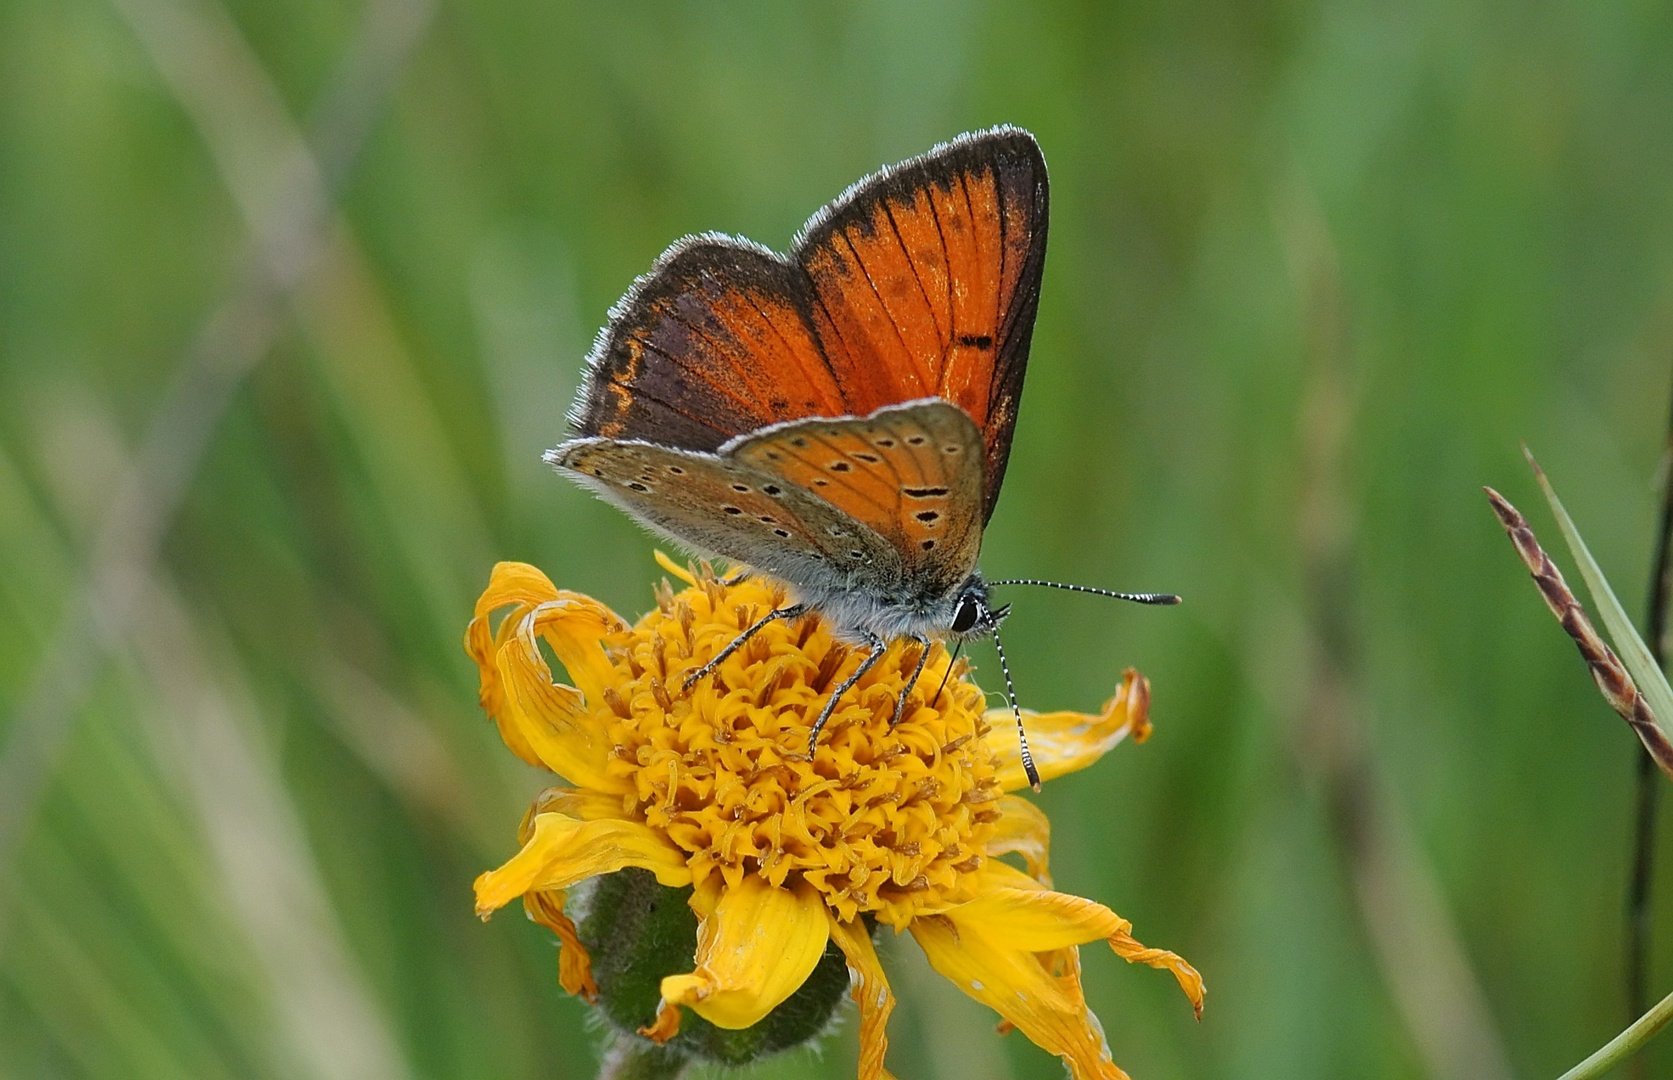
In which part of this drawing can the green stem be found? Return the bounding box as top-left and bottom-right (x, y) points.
(1559, 985), (1673, 1079)
(597, 1036), (691, 1080)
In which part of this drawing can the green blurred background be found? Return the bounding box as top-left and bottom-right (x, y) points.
(4, 1), (1673, 1077)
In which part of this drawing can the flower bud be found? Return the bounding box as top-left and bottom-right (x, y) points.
(579, 868), (851, 1066)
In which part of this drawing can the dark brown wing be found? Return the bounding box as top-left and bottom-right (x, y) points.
(568, 127), (1048, 523)
(567, 236), (850, 451)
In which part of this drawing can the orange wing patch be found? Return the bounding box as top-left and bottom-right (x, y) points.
(727, 401), (985, 589)
(796, 131), (1047, 521)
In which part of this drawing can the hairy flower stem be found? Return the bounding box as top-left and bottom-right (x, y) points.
(598, 1036), (690, 1080)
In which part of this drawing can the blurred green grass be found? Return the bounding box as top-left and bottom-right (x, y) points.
(5, 0), (1673, 1077)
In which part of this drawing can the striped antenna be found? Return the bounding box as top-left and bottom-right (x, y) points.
(989, 579), (1181, 605)
(990, 627), (1040, 792)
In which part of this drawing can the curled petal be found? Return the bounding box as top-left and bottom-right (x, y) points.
(466, 563), (560, 768)
(985, 669), (1151, 792)
(522, 786), (628, 834)
(650, 876), (830, 1033)
(945, 885), (1204, 1018)
(467, 562), (630, 790)
(638, 999), (682, 1043)
(985, 795), (1053, 886)
(1108, 926), (1206, 1020)
(523, 889), (597, 1002)
(526, 595), (628, 706)
(828, 913), (897, 1080)
(474, 561), (562, 618)
(474, 812), (691, 918)
(494, 630), (620, 790)
(912, 914), (1129, 1080)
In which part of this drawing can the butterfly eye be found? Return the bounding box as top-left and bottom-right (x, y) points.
(951, 595), (981, 634)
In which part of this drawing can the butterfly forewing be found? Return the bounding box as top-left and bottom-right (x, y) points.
(570, 240), (847, 451)
(794, 130), (1046, 523)
(725, 400), (985, 593)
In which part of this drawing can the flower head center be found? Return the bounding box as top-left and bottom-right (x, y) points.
(596, 565), (1002, 926)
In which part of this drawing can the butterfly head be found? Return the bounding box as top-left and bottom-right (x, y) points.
(948, 575), (1008, 641)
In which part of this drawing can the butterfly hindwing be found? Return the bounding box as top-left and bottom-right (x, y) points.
(567, 128), (1047, 524)
(552, 439), (904, 590)
(723, 400), (985, 594)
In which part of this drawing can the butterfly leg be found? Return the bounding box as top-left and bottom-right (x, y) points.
(807, 631), (886, 752)
(683, 603), (808, 691)
(889, 634), (933, 729)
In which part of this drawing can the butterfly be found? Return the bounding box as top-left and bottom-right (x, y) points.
(547, 127), (1174, 789)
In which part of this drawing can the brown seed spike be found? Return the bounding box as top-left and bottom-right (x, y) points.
(1484, 486), (1673, 780)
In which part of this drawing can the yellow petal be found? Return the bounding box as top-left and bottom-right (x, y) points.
(465, 563), (560, 768)
(639, 999), (683, 1044)
(466, 563), (629, 787)
(653, 549), (699, 586)
(523, 889), (597, 1002)
(474, 812), (691, 918)
(943, 887), (1204, 1018)
(912, 914), (1129, 1080)
(985, 669), (1151, 792)
(522, 785), (629, 832)
(528, 595), (627, 705)
(655, 876), (830, 1030)
(829, 913), (897, 1080)
(494, 641), (619, 790)
(1108, 925), (1206, 1019)
(474, 561), (562, 616)
(497, 597), (634, 790)
(976, 858), (1050, 892)
(985, 795), (1053, 886)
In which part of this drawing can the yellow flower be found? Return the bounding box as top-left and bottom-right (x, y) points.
(468, 554), (1203, 1080)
